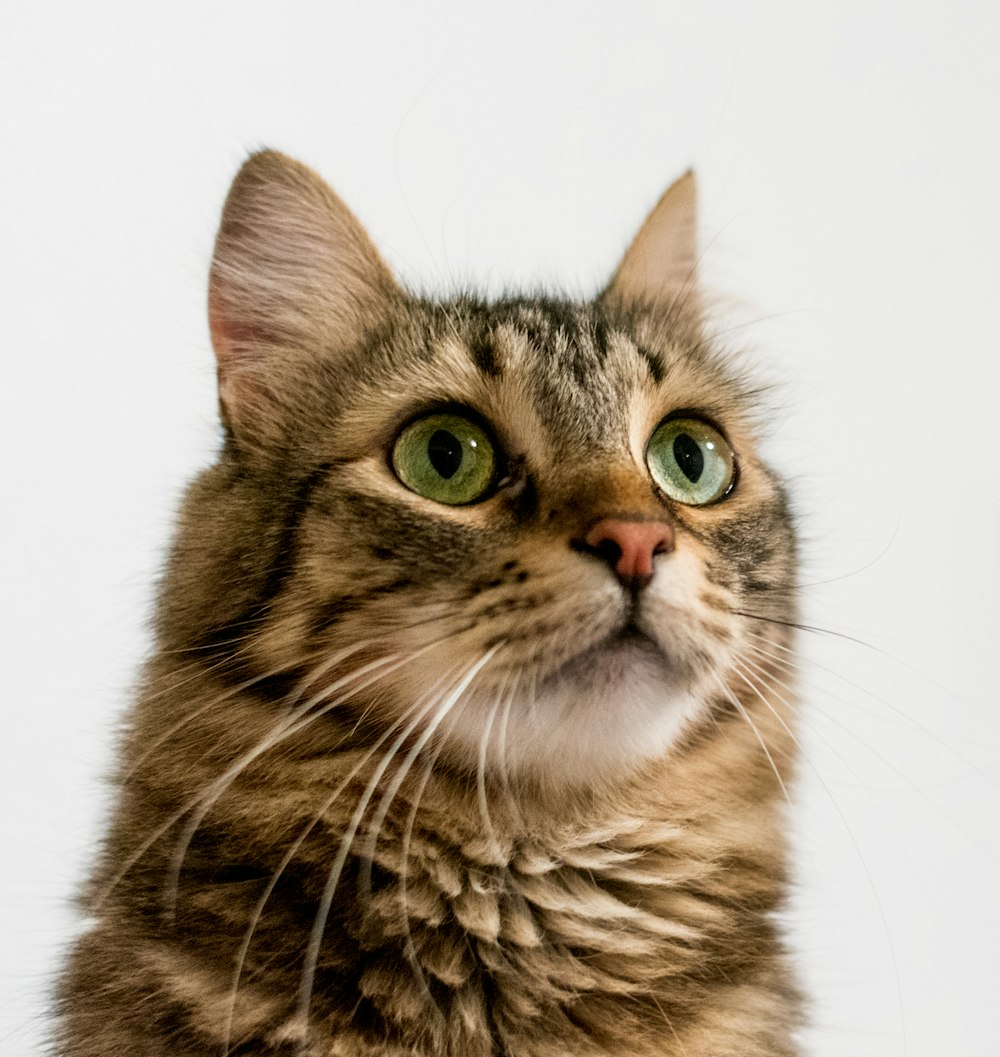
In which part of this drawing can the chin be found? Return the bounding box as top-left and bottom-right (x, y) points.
(441, 636), (709, 787)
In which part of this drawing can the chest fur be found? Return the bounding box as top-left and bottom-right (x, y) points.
(159, 792), (787, 1057)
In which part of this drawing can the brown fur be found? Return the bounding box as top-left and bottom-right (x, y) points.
(56, 151), (802, 1056)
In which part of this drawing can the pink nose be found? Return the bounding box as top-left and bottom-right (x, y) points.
(582, 518), (674, 590)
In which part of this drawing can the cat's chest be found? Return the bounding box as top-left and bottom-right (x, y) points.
(319, 821), (720, 1057)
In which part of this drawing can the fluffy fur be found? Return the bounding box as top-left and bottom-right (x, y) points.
(57, 151), (801, 1056)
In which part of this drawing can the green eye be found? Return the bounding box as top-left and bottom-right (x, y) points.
(646, 417), (735, 505)
(392, 412), (498, 505)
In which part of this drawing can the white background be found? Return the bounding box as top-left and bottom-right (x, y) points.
(2, 3), (998, 1055)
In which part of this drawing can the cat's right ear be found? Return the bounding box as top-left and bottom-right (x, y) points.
(601, 171), (699, 315)
(208, 150), (400, 441)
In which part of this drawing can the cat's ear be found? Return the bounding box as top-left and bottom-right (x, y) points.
(601, 171), (699, 312)
(208, 150), (400, 438)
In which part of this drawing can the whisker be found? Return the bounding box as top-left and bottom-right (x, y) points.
(122, 642), (372, 784)
(740, 640), (988, 850)
(476, 695), (503, 859)
(219, 675), (451, 1057)
(728, 653), (908, 1045)
(395, 739), (448, 1020)
(294, 646), (501, 1042)
(493, 669), (523, 828)
(358, 651), (492, 1016)
(162, 642), (451, 913)
(95, 639), (441, 913)
(355, 657), (470, 899)
(742, 628), (993, 783)
(469, 658), (524, 853)
(736, 609), (874, 649)
(707, 670), (792, 806)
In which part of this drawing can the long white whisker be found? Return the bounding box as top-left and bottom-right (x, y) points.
(218, 674), (450, 1057)
(123, 643), (371, 784)
(395, 743), (446, 1019)
(96, 637), (447, 913)
(476, 696), (503, 857)
(707, 670), (792, 806)
(163, 648), (422, 912)
(361, 657), (488, 1021)
(294, 645), (500, 1044)
(354, 657), (471, 898)
(740, 642), (989, 865)
(166, 626), (483, 911)
(736, 609), (874, 649)
(494, 665), (524, 831)
(470, 656), (521, 858)
(743, 628), (993, 784)
(729, 653), (908, 1046)
(727, 658), (800, 757)
(95, 650), (376, 912)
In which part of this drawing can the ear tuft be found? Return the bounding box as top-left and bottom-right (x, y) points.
(208, 150), (400, 437)
(602, 171), (699, 312)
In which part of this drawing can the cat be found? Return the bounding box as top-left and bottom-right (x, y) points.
(56, 150), (801, 1056)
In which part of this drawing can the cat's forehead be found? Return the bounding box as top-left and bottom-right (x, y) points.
(335, 297), (747, 461)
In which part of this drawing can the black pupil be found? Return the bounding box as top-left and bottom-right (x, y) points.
(428, 429), (464, 479)
(673, 433), (704, 483)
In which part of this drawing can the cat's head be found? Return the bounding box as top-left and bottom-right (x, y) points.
(160, 151), (795, 792)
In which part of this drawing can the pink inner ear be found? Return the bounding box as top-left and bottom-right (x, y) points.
(604, 171), (699, 311)
(209, 290), (244, 368)
(208, 290), (232, 364)
(208, 287), (272, 421)
(205, 151), (403, 440)
(208, 284), (275, 366)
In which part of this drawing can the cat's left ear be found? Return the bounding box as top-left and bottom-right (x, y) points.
(601, 171), (699, 312)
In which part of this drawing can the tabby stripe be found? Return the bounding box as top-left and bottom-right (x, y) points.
(189, 462), (334, 682)
(257, 461), (336, 607)
(467, 336), (501, 378)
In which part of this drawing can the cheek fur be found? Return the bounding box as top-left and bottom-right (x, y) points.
(308, 524), (774, 784)
(215, 451), (795, 793)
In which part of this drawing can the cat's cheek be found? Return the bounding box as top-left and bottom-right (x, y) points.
(641, 545), (741, 676)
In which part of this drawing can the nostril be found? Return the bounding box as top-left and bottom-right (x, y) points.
(591, 537), (623, 568)
(579, 518), (674, 590)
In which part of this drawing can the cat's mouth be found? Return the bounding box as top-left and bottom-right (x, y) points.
(608, 621), (656, 649)
(593, 620), (667, 665)
(544, 619), (671, 691)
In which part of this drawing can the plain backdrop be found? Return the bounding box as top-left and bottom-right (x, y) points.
(3, 3), (998, 1055)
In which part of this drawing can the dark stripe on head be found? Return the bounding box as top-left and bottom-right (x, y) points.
(468, 335), (501, 377)
(635, 344), (665, 383)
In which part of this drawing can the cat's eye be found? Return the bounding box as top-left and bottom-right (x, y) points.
(646, 417), (735, 506)
(391, 412), (498, 505)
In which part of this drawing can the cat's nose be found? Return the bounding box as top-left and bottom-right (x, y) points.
(580, 518), (674, 592)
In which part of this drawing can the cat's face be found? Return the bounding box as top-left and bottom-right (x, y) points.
(166, 152), (795, 791)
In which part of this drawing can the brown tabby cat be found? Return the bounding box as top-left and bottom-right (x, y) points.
(57, 150), (801, 1056)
